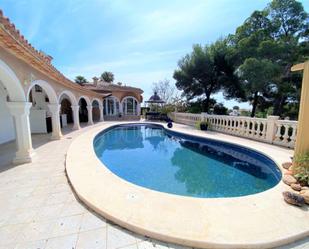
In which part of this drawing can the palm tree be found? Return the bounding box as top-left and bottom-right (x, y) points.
(74, 76), (87, 85)
(101, 71), (114, 83)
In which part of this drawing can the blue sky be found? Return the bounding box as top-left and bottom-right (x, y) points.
(1, 0), (308, 109)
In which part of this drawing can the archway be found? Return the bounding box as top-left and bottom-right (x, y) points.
(0, 59), (32, 165)
(78, 96), (91, 125)
(61, 99), (73, 123)
(58, 91), (78, 131)
(26, 80), (58, 104)
(92, 99), (101, 122)
(27, 80), (62, 140)
(0, 59), (26, 102)
(0, 81), (16, 165)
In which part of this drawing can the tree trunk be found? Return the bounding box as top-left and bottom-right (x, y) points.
(250, 91), (258, 117)
(273, 95), (286, 117)
(204, 92), (211, 113)
(203, 82), (215, 113)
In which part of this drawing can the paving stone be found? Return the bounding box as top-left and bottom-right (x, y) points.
(35, 203), (65, 221)
(76, 227), (107, 249)
(120, 243), (138, 249)
(137, 239), (169, 249)
(18, 219), (58, 242)
(15, 239), (47, 249)
(107, 225), (137, 249)
(51, 214), (84, 237)
(60, 201), (87, 217)
(79, 211), (107, 232)
(0, 224), (25, 246)
(5, 208), (38, 225)
(45, 233), (78, 249)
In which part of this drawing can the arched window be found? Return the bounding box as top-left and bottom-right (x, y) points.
(103, 96), (120, 116)
(123, 97), (138, 115)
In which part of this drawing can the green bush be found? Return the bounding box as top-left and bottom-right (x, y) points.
(294, 153), (309, 186)
(195, 121), (210, 130)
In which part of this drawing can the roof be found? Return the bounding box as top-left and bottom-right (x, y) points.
(145, 92), (165, 103)
(0, 10), (109, 99)
(83, 80), (143, 94)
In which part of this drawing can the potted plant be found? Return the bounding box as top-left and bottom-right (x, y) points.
(196, 121), (209, 131)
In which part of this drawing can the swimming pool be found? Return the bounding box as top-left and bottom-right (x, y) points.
(94, 123), (281, 198)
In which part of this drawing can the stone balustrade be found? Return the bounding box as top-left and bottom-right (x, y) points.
(168, 112), (202, 126)
(273, 120), (298, 148)
(169, 112), (297, 149)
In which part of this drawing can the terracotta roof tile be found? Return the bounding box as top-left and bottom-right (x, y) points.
(83, 81), (143, 93)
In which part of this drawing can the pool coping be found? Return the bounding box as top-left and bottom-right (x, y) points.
(66, 121), (309, 249)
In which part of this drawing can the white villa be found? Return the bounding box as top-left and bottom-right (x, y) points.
(1, 6), (309, 249)
(0, 10), (143, 165)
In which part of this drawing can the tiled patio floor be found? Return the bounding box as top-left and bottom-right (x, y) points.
(0, 121), (308, 249)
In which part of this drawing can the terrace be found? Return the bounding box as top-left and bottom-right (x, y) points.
(1, 1), (309, 249)
(0, 121), (308, 249)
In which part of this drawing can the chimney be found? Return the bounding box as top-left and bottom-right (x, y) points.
(46, 55), (53, 64)
(93, 77), (99, 86)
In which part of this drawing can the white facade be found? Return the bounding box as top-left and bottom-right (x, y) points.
(0, 58), (108, 165)
(0, 13), (142, 166)
(103, 96), (141, 117)
(0, 84), (15, 144)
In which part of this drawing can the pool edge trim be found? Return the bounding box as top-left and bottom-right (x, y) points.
(66, 121), (309, 249)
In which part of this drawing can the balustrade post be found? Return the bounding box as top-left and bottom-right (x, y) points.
(265, 116), (280, 144)
(201, 112), (208, 122)
(239, 118), (244, 135)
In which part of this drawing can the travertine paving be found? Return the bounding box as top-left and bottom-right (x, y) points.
(0, 121), (308, 249)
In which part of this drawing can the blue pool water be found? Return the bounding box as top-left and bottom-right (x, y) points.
(94, 124), (281, 198)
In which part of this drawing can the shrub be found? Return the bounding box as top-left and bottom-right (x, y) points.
(195, 121), (210, 130)
(293, 153), (309, 186)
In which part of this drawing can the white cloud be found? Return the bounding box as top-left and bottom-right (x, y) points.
(60, 48), (185, 80)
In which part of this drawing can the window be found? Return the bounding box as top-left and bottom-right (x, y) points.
(35, 85), (42, 92)
(103, 96), (120, 116)
(123, 97), (138, 115)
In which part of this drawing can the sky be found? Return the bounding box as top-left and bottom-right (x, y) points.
(1, 0), (308, 109)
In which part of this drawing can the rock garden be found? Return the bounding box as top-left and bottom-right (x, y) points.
(282, 154), (309, 207)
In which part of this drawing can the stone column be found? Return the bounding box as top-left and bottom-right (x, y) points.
(7, 102), (34, 164)
(201, 112), (208, 122)
(99, 103), (104, 121)
(137, 102), (141, 116)
(105, 99), (108, 115)
(87, 105), (94, 125)
(119, 102), (123, 115)
(71, 105), (80, 130)
(292, 61), (309, 157)
(265, 116), (279, 143)
(48, 104), (62, 140)
(113, 99), (116, 115)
